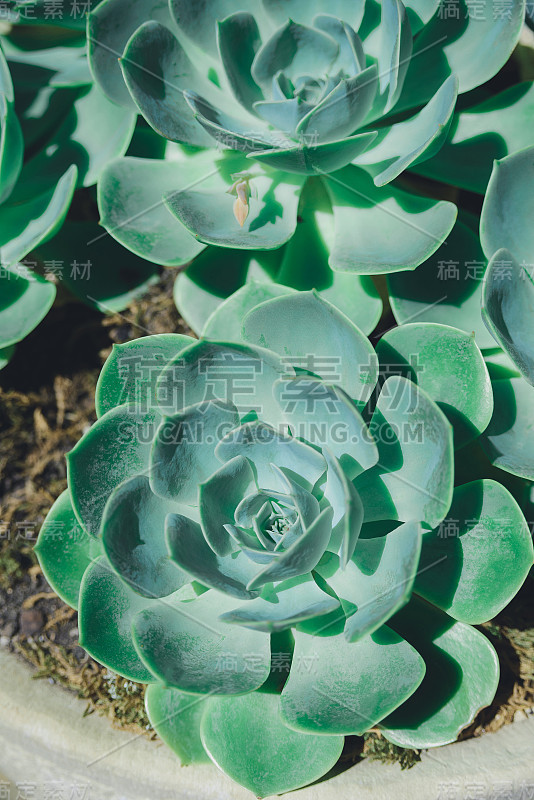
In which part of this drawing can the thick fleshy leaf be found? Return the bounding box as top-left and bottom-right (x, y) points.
(220, 573), (340, 631)
(275, 178), (383, 333)
(481, 145), (534, 268)
(102, 476), (190, 598)
(395, 0), (524, 112)
(0, 164), (77, 268)
(357, 75), (458, 186)
(376, 0), (412, 114)
(313, 14), (365, 74)
(355, 376), (454, 527)
(0, 345), (14, 370)
(67, 405), (160, 536)
(217, 12), (263, 111)
(242, 290), (379, 404)
(381, 597), (499, 748)
(88, 0), (175, 107)
(169, 0), (269, 56)
(121, 22), (215, 147)
(35, 490), (102, 610)
(280, 625), (425, 734)
(145, 684), (210, 765)
(377, 322), (493, 447)
(156, 339), (291, 426)
(415, 480), (533, 624)
(387, 217), (494, 350)
(0, 268), (56, 349)
(246, 507), (333, 590)
(78, 556), (155, 682)
(216, 422), (326, 492)
(324, 165), (457, 273)
(0, 58), (23, 205)
(175, 247), (282, 335)
(413, 83), (534, 194)
(320, 521), (422, 642)
(199, 455), (257, 556)
(202, 282), (296, 341)
(96, 334), (196, 418)
(166, 513), (260, 598)
(297, 67), (379, 143)
(132, 589), (271, 693)
(482, 249), (534, 385)
(322, 450), (364, 565)
(274, 378), (378, 477)
(201, 691), (344, 798)
(165, 165), (306, 249)
(262, 0), (365, 30)
(97, 153), (215, 266)
(481, 375), (534, 480)
(150, 401), (239, 505)
(249, 132), (377, 175)
(251, 19), (339, 89)
(41, 83), (137, 188)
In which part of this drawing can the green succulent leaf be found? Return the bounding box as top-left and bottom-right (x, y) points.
(274, 378), (378, 477)
(120, 21), (215, 147)
(324, 165), (457, 273)
(481, 249), (534, 386)
(78, 556), (155, 682)
(216, 421), (326, 493)
(201, 691), (344, 798)
(35, 490), (102, 610)
(166, 512), (260, 599)
(217, 13), (263, 112)
(145, 683), (210, 765)
(413, 83), (534, 194)
(481, 145), (534, 269)
(150, 401), (240, 505)
(0, 164), (77, 268)
(219, 573), (340, 632)
(415, 480), (534, 624)
(0, 48), (23, 205)
(387, 217), (494, 350)
(375, 0), (412, 114)
(481, 374), (534, 480)
(67, 405), (161, 536)
(355, 376), (454, 527)
(132, 588), (271, 693)
(97, 153), (213, 266)
(248, 132), (378, 175)
(395, 0), (524, 112)
(199, 455), (257, 556)
(280, 625), (425, 734)
(96, 334), (196, 418)
(381, 597), (499, 748)
(102, 476), (191, 598)
(242, 290), (379, 404)
(88, 0), (175, 107)
(0, 267), (56, 349)
(376, 322), (493, 447)
(357, 75), (458, 186)
(319, 521), (422, 642)
(202, 281), (297, 341)
(164, 168), (306, 250)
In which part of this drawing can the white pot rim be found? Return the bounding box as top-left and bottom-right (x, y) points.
(0, 647), (533, 799)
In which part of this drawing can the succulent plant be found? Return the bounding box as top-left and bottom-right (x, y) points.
(37, 290), (533, 796)
(0, 6), (161, 366)
(89, 0), (534, 334)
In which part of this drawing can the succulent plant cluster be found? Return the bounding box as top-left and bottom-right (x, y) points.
(37, 287), (533, 795)
(0, 0), (528, 794)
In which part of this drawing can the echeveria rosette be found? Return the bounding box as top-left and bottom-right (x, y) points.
(90, 0), (533, 334)
(36, 292), (533, 796)
(0, 7), (160, 365)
